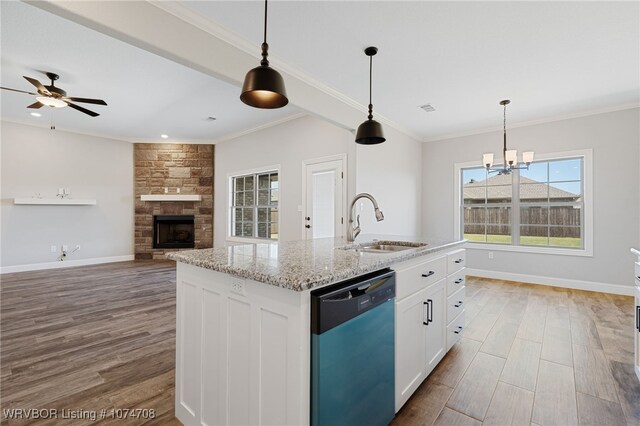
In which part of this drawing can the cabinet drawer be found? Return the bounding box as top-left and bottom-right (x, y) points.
(635, 262), (640, 287)
(447, 269), (466, 296)
(447, 286), (465, 324)
(447, 311), (465, 351)
(447, 249), (466, 275)
(395, 256), (447, 300)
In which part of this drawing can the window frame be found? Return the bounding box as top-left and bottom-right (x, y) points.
(454, 149), (593, 257)
(227, 165), (281, 244)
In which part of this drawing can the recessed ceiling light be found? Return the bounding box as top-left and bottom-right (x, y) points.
(160, 134), (169, 139)
(30, 112), (42, 117)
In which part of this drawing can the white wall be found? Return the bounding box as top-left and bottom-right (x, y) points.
(422, 108), (640, 290)
(356, 125), (423, 237)
(1, 121), (134, 271)
(214, 115), (353, 247)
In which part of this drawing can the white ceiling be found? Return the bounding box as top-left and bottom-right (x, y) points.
(1, 2), (638, 144)
(182, 1), (640, 141)
(0, 1), (299, 143)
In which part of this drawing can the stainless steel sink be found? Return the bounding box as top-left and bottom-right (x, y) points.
(341, 241), (427, 254)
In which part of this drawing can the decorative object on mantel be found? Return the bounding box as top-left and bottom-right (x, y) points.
(140, 194), (202, 202)
(482, 99), (534, 175)
(240, 0), (288, 109)
(355, 46), (386, 145)
(14, 198), (97, 206)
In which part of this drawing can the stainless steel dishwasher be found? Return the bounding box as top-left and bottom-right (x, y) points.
(310, 268), (396, 426)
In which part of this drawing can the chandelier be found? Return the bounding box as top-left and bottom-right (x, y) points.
(482, 100), (533, 175)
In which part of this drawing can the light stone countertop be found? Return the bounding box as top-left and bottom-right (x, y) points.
(167, 235), (465, 292)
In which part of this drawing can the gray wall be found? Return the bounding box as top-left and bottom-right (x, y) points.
(1, 121), (134, 268)
(214, 115), (354, 247)
(422, 108), (640, 288)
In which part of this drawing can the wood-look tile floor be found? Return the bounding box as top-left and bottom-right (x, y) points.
(394, 277), (640, 426)
(2, 264), (639, 425)
(1, 261), (180, 425)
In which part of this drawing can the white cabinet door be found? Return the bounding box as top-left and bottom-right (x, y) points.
(395, 286), (428, 411)
(424, 279), (447, 376)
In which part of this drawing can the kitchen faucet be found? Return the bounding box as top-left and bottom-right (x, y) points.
(347, 193), (384, 242)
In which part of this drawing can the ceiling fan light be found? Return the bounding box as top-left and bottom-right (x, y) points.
(355, 119), (385, 145)
(36, 96), (67, 108)
(240, 65), (288, 109)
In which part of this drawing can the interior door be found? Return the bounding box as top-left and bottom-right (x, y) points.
(304, 158), (344, 239)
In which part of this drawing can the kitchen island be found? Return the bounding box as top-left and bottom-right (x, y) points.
(167, 236), (465, 425)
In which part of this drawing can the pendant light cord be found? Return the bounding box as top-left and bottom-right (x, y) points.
(368, 55), (373, 120)
(260, 0), (269, 66)
(503, 102), (508, 165)
(263, 0), (268, 45)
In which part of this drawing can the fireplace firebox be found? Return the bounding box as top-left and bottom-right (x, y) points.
(153, 215), (195, 249)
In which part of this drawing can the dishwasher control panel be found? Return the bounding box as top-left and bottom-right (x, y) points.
(310, 268), (395, 334)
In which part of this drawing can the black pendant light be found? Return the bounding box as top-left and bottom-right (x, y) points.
(240, 0), (288, 109)
(355, 46), (385, 145)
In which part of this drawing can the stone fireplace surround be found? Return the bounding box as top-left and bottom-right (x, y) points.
(134, 143), (214, 260)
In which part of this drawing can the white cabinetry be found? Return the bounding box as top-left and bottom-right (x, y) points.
(424, 279), (447, 373)
(175, 263), (308, 426)
(394, 248), (465, 412)
(395, 286), (428, 407)
(446, 249), (466, 350)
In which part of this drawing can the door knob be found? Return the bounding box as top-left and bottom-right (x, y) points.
(305, 224), (311, 229)
(305, 217), (311, 221)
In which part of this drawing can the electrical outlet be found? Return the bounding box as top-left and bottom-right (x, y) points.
(62, 245), (69, 252)
(50, 245), (57, 253)
(488, 252), (494, 259)
(231, 280), (246, 296)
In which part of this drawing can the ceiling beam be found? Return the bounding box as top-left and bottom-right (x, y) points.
(27, 0), (419, 142)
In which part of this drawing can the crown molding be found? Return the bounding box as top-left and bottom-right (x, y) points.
(1, 118), (135, 143)
(423, 103), (640, 143)
(210, 112), (308, 145)
(148, 1), (422, 142)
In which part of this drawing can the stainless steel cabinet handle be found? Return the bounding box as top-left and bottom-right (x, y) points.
(305, 224), (311, 229)
(636, 306), (640, 332)
(454, 301), (463, 308)
(454, 258), (464, 264)
(453, 326), (463, 334)
(422, 271), (435, 278)
(454, 278), (463, 284)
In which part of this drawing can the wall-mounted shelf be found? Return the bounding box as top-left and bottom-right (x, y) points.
(14, 198), (97, 206)
(140, 194), (202, 202)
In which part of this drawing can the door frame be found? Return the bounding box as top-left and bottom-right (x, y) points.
(301, 154), (348, 240)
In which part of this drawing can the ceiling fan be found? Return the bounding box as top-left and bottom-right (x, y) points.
(0, 72), (107, 117)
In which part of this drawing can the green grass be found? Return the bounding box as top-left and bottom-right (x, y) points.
(464, 234), (582, 248)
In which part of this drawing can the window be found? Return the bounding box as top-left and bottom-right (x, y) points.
(231, 170), (279, 240)
(457, 151), (591, 255)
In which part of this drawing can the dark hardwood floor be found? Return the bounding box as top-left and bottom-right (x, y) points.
(1, 261), (179, 425)
(1, 262), (638, 425)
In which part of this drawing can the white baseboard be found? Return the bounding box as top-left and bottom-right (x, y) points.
(0, 255), (135, 274)
(466, 268), (634, 296)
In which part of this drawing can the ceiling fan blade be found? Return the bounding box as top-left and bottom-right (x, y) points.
(0, 86), (37, 95)
(27, 101), (44, 109)
(66, 101), (99, 117)
(65, 97), (107, 106)
(23, 76), (51, 96)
